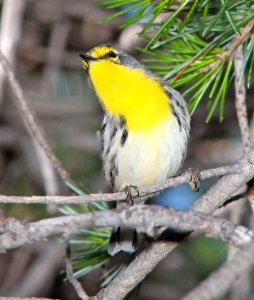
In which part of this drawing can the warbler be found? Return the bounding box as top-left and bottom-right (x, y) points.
(80, 45), (190, 256)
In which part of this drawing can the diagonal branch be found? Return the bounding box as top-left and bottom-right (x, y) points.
(0, 50), (73, 184)
(226, 18), (254, 59)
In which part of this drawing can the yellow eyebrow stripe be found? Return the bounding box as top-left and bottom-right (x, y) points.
(89, 46), (116, 59)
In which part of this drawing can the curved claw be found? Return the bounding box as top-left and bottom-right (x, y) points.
(122, 185), (140, 206)
(187, 168), (201, 192)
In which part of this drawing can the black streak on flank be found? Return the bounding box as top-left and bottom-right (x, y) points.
(170, 104), (182, 131)
(101, 122), (106, 134)
(175, 98), (185, 116)
(121, 129), (128, 146)
(101, 122), (106, 153)
(109, 153), (117, 189)
(106, 125), (118, 155)
(111, 126), (118, 142)
(166, 89), (186, 118)
(110, 170), (115, 189)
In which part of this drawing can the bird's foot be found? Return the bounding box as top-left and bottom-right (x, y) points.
(187, 168), (201, 192)
(122, 185), (140, 206)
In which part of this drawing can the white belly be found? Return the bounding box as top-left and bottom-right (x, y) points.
(102, 117), (188, 192)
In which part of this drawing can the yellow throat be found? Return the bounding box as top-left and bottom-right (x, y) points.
(88, 60), (172, 132)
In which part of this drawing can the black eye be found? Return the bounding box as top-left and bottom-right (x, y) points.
(108, 51), (117, 58)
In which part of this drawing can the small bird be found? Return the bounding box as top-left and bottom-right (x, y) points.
(80, 45), (190, 256)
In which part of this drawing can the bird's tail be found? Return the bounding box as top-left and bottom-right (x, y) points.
(108, 226), (138, 256)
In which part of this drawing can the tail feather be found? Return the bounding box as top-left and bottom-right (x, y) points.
(108, 226), (138, 256)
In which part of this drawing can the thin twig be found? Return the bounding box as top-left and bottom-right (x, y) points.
(1, 205), (254, 251)
(234, 44), (251, 153)
(65, 239), (89, 300)
(226, 18), (254, 59)
(0, 162), (243, 204)
(181, 241), (254, 300)
(0, 50), (73, 184)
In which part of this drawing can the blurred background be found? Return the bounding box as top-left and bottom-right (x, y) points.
(0, 0), (253, 299)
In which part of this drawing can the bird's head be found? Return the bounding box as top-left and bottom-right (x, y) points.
(79, 44), (144, 71)
(79, 45), (120, 69)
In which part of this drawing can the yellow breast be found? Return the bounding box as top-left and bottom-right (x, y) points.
(88, 60), (172, 131)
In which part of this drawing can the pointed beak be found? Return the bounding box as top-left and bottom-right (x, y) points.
(79, 53), (96, 61)
(79, 53), (96, 69)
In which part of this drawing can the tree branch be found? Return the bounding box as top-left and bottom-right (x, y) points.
(234, 44), (251, 153)
(0, 163), (243, 204)
(65, 239), (89, 300)
(0, 205), (253, 251)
